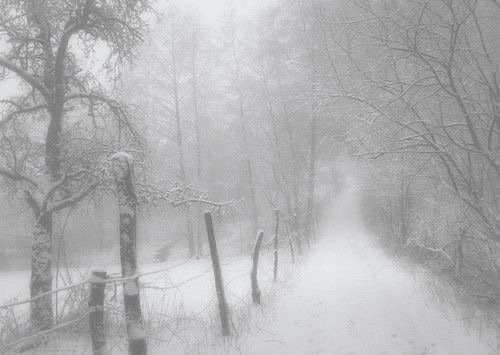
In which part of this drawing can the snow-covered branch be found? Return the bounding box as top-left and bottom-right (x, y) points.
(0, 58), (50, 99)
(47, 182), (99, 213)
(135, 181), (236, 210)
(0, 165), (38, 187)
(0, 101), (48, 128)
(40, 169), (88, 210)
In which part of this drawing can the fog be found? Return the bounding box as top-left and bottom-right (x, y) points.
(0, 0), (498, 354)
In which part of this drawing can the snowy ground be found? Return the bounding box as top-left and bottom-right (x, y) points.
(1, 183), (497, 354)
(240, 185), (498, 355)
(0, 226), (293, 354)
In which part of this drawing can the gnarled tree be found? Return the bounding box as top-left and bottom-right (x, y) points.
(0, 0), (150, 330)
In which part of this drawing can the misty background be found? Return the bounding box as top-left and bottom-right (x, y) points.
(0, 0), (498, 353)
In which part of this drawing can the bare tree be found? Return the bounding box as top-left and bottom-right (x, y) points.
(306, 0), (499, 287)
(226, 11), (260, 237)
(0, 0), (150, 330)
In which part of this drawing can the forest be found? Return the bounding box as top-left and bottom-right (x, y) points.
(0, 0), (498, 353)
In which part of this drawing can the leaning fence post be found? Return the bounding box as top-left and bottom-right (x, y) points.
(251, 231), (264, 304)
(89, 269), (107, 355)
(204, 211), (230, 336)
(273, 210), (279, 282)
(111, 152), (147, 355)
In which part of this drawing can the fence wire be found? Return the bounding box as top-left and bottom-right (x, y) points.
(0, 231), (300, 353)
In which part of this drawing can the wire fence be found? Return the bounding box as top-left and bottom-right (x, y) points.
(0, 229), (304, 354)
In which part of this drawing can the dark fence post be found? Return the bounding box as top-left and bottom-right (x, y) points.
(251, 231), (264, 304)
(204, 211), (230, 336)
(111, 153), (147, 355)
(89, 269), (107, 355)
(273, 210), (279, 282)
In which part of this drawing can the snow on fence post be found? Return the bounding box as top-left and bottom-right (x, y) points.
(89, 269), (107, 355)
(204, 211), (230, 336)
(251, 230), (264, 304)
(273, 210), (279, 282)
(111, 152), (147, 355)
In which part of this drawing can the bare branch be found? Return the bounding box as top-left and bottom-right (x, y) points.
(0, 165), (38, 187)
(0, 58), (50, 99)
(48, 182), (98, 213)
(0, 102), (48, 128)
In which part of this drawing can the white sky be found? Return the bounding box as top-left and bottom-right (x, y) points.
(159, 0), (269, 24)
(176, 0), (233, 21)
(0, 0), (269, 100)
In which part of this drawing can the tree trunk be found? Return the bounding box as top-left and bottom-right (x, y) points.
(454, 229), (465, 279)
(186, 206), (195, 258)
(273, 210), (279, 282)
(30, 212), (54, 330)
(192, 30), (202, 184)
(495, 240), (500, 353)
(277, 75), (302, 243)
(288, 237), (295, 264)
(399, 175), (411, 247)
(28, 88), (64, 331)
(240, 93), (259, 237)
(111, 153), (147, 355)
(305, 95), (317, 246)
(192, 34), (203, 257)
(171, 34), (195, 258)
(295, 230), (303, 256)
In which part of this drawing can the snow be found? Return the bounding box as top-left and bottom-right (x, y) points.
(0, 185), (496, 354)
(241, 185), (497, 354)
(110, 151), (134, 162)
(128, 323), (146, 340)
(123, 280), (139, 295)
(89, 271), (107, 284)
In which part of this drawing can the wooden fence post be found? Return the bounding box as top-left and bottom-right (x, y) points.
(251, 231), (264, 304)
(111, 153), (147, 355)
(273, 210), (279, 282)
(204, 211), (230, 336)
(89, 269), (107, 355)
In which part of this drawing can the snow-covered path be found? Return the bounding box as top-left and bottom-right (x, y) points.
(243, 186), (497, 355)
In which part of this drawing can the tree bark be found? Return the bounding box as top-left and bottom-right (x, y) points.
(240, 93), (259, 237)
(230, 20), (258, 237)
(30, 212), (54, 330)
(277, 68), (301, 242)
(111, 153), (147, 355)
(273, 210), (279, 282)
(288, 236), (296, 264)
(399, 177), (409, 247)
(171, 34), (195, 258)
(454, 230), (464, 280)
(305, 91), (317, 247)
(192, 31), (203, 257)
